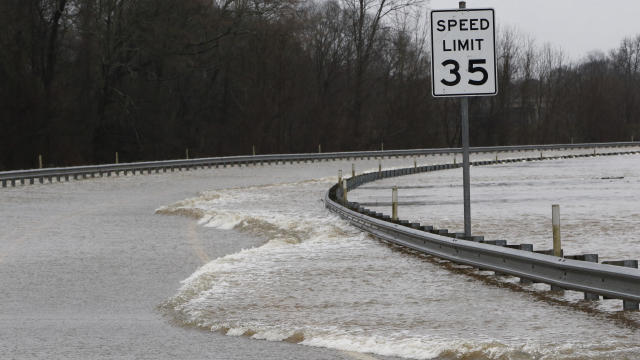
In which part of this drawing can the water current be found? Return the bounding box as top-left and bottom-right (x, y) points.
(159, 151), (640, 359)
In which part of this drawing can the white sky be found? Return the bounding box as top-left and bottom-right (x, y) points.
(429, 0), (640, 61)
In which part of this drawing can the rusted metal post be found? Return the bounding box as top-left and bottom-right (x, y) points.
(392, 186), (398, 220)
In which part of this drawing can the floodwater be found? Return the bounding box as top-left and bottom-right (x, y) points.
(1, 148), (639, 359)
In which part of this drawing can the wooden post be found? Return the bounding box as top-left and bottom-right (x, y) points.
(351, 163), (355, 177)
(392, 186), (398, 220)
(378, 159), (382, 173)
(453, 156), (456, 165)
(38, 154), (43, 169)
(552, 204), (562, 257)
(252, 145), (256, 156)
(495, 154), (498, 162)
(414, 158), (417, 168)
(341, 178), (347, 204)
(115, 152), (119, 164)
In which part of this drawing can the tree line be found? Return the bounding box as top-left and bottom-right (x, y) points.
(1, 0), (639, 170)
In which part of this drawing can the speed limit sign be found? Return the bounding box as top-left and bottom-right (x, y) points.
(431, 8), (497, 97)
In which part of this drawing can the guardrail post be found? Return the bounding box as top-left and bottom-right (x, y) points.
(186, 148), (189, 159)
(318, 144), (322, 153)
(519, 244), (534, 284)
(38, 154), (43, 169)
(115, 152), (119, 164)
(413, 158), (417, 168)
(540, 152), (543, 159)
(602, 260), (640, 310)
(453, 155), (456, 165)
(583, 254), (600, 300)
(338, 169), (342, 185)
(392, 186), (398, 221)
(378, 159), (382, 174)
(495, 154), (498, 163)
(252, 145), (256, 156)
(622, 260), (639, 310)
(381, 142), (384, 151)
(352, 163), (355, 177)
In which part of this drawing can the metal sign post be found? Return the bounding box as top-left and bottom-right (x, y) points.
(461, 96), (471, 236)
(430, 2), (497, 237)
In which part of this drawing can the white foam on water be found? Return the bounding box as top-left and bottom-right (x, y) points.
(161, 163), (640, 360)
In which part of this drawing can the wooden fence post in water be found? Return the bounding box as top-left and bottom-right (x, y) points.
(552, 204), (562, 257)
(551, 204), (564, 291)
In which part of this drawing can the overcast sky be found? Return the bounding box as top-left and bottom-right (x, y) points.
(429, 0), (640, 61)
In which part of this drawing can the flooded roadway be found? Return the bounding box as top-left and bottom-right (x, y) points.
(1, 149), (639, 359)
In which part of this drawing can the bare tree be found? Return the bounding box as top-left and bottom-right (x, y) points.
(341, 0), (422, 144)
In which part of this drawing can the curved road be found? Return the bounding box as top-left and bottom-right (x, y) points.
(2, 148), (638, 359)
(0, 162), (389, 359)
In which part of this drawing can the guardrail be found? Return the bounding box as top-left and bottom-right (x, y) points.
(325, 148), (640, 311)
(2, 141), (639, 187)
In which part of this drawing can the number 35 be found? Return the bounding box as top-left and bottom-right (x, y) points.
(441, 59), (488, 86)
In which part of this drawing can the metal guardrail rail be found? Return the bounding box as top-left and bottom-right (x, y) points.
(1, 141), (639, 187)
(325, 149), (640, 310)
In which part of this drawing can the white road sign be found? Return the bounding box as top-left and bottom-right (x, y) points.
(431, 9), (497, 97)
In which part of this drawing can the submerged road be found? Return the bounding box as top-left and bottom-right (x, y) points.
(1, 157), (423, 360)
(0, 163), (360, 359)
(1, 148), (639, 359)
